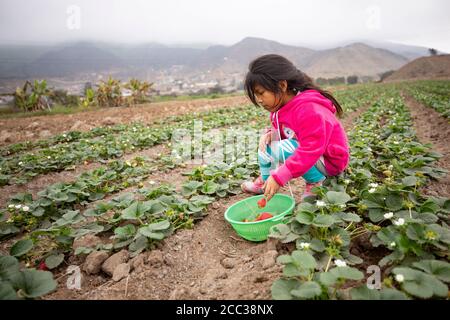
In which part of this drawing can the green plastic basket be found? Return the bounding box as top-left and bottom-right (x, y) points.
(224, 194), (296, 242)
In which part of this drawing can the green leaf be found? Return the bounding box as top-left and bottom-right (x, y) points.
(368, 209), (384, 223)
(121, 202), (146, 220)
(45, 254), (65, 269)
(393, 267), (448, 298)
(309, 238), (326, 252)
(276, 255), (293, 264)
(271, 278), (299, 300)
(376, 227), (398, 245)
(337, 212), (361, 223)
(128, 236), (148, 255)
(0, 224), (20, 236)
(326, 191), (350, 205)
(412, 260), (450, 283)
(181, 181), (203, 197)
(427, 224), (450, 244)
(142, 200), (165, 215)
(0, 255), (20, 281)
(330, 266), (364, 280)
(350, 286), (408, 300)
(10, 239), (33, 257)
(385, 194), (403, 211)
(350, 285), (380, 300)
(201, 181), (218, 195)
(406, 224), (425, 241)
(0, 281), (17, 299)
(11, 270), (57, 298)
(296, 211), (314, 225)
(291, 250), (317, 270)
(402, 176), (417, 187)
(147, 220), (170, 231)
(312, 215), (335, 227)
(114, 224), (137, 240)
(290, 281), (322, 299)
(296, 202), (318, 213)
(138, 221), (170, 240)
(319, 271), (337, 286)
(54, 210), (85, 226)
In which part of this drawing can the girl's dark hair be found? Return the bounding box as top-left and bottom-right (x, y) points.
(244, 54), (343, 117)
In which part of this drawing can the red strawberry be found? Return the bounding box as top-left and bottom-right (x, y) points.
(257, 198), (266, 208)
(38, 261), (48, 271)
(255, 212), (273, 221)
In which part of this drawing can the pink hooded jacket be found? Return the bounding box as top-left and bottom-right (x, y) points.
(270, 89), (350, 186)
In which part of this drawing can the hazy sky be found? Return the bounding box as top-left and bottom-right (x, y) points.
(1, 0), (449, 51)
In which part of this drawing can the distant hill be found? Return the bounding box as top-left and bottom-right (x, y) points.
(302, 42), (408, 78)
(0, 37), (433, 80)
(363, 41), (433, 61)
(384, 54), (450, 82)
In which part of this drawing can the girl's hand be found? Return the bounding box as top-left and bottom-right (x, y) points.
(263, 176), (280, 202)
(259, 132), (272, 152)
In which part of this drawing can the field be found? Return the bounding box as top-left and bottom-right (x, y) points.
(0, 80), (449, 300)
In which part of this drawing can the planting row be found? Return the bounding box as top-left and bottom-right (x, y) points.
(270, 88), (450, 300)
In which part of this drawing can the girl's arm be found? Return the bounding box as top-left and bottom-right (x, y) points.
(271, 109), (333, 186)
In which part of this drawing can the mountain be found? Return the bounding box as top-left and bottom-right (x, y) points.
(1, 42), (125, 78)
(0, 38), (430, 80)
(383, 54), (450, 82)
(364, 41), (437, 61)
(303, 42), (409, 78)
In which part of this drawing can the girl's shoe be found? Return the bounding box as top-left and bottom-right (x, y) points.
(241, 176), (264, 194)
(301, 180), (324, 200)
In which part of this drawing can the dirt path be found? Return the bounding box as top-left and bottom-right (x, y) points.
(403, 92), (450, 197)
(0, 95), (248, 146)
(43, 106), (364, 300)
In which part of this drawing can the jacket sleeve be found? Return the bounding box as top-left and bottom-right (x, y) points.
(271, 107), (333, 186)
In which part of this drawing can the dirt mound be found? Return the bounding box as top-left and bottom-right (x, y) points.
(384, 54), (450, 82)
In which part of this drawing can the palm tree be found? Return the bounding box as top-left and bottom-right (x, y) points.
(9, 80), (52, 112)
(96, 77), (122, 108)
(124, 78), (154, 105)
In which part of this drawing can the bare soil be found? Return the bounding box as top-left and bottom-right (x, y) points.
(403, 92), (450, 198)
(0, 95), (248, 146)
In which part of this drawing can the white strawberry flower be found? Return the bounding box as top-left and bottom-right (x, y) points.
(393, 141), (399, 145)
(344, 179), (351, 184)
(149, 180), (156, 185)
(368, 188), (376, 193)
(299, 242), (310, 249)
(334, 259), (347, 267)
(389, 241), (396, 248)
(395, 274), (404, 283)
(393, 218), (405, 226)
(15, 204), (22, 209)
(316, 200), (326, 208)
(8, 204), (15, 209)
(18, 162), (23, 166)
(383, 212), (394, 219)
(22, 206), (30, 212)
(369, 183), (378, 188)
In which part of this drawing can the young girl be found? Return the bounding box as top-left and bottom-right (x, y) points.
(241, 54), (350, 202)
